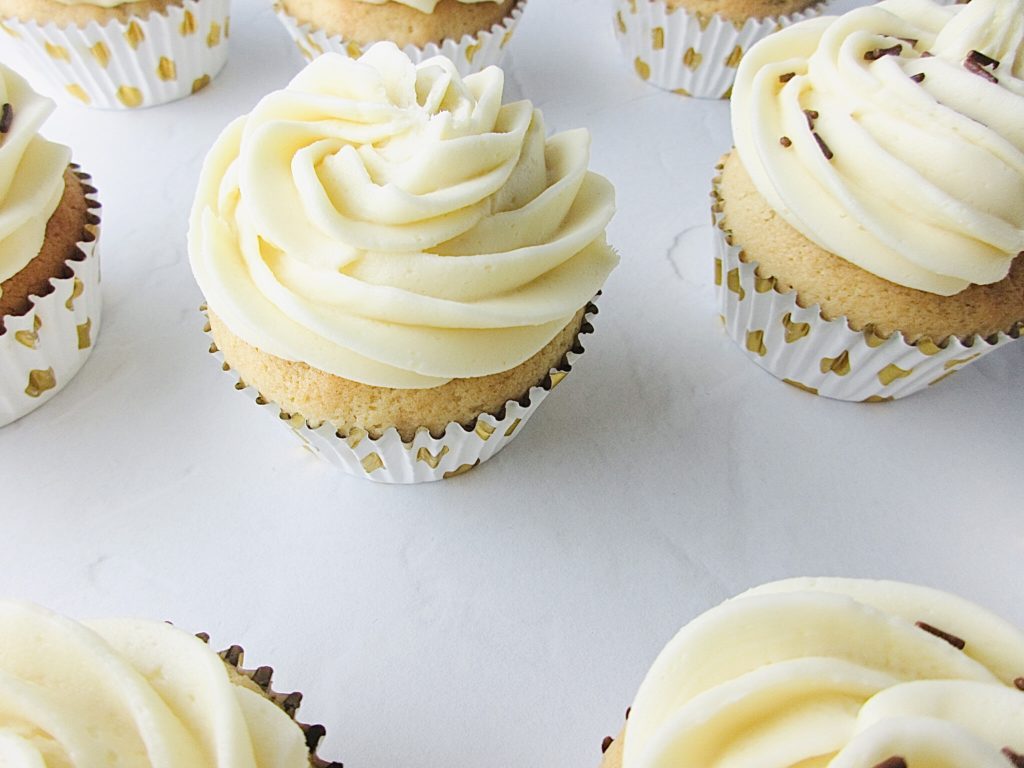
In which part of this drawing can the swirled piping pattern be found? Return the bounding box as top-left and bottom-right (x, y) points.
(622, 577), (1024, 768)
(189, 44), (617, 388)
(731, 0), (1024, 296)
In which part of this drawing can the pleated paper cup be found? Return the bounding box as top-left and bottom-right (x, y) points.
(613, 0), (823, 99)
(710, 166), (1021, 402)
(273, 0), (525, 76)
(0, 0), (231, 109)
(0, 167), (101, 427)
(203, 300), (597, 483)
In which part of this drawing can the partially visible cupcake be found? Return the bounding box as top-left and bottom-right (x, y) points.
(188, 44), (617, 483)
(613, 0), (824, 98)
(273, 0), (525, 76)
(601, 577), (1024, 767)
(0, 63), (101, 427)
(714, 0), (1024, 401)
(0, 601), (341, 766)
(0, 0), (231, 109)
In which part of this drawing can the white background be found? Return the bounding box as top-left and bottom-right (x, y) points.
(2, 1), (1022, 767)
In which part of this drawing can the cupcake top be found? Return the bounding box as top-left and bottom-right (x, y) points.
(189, 43), (617, 389)
(352, 0), (502, 12)
(621, 577), (1024, 768)
(731, 0), (1024, 296)
(0, 601), (316, 767)
(0, 64), (69, 288)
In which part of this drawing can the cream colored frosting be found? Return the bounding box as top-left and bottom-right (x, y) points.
(731, 0), (1024, 296)
(622, 577), (1024, 768)
(0, 602), (310, 767)
(352, 0), (500, 13)
(0, 65), (69, 288)
(189, 43), (616, 389)
(49, 1), (133, 6)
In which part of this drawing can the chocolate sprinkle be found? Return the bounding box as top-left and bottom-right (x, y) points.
(779, 72), (796, 83)
(872, 759), (907, 768)
(1004, 748), (1024, 768)
(897, 37), (919, 48)
(780, 136), (792, 147)
(625, 706), (631, 720)
(804, 109), (819, 129)
(910, 73), (926, 83)
(864, 44), (903, 61)
(813, 133), (834, 160)
(915, 620), (966, 650)
(965, 52), (999, 83)
(0, 103), (12, 134)
(921, 51), (934, 58)
(969, 49), (1000, 70)
(1014, 677), (1024, 691)
(601, 736), (614, 754)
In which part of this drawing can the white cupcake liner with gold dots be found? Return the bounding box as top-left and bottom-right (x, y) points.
(613, 0), (823, 99)
(273, 0), (525, 76)
(0, 0), (231, 109)
(202, 299), (596, 483)
(710, 168), (1021, 402)
(0, 168), (101, 427)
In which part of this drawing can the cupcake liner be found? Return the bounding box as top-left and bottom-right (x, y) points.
(0, 167), (101, 427)
(202, 300), (597, 483)
(710, 166), (1021, 402)
(1, 0), (231, 109)
(613, 0), (824, 99)
(199, 636), (342, 767)
(273, 0), (525, 76)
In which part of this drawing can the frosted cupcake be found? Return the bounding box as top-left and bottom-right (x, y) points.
(0, 63), (101, 427)
(613, 0), (824, 98)
(189, 43), (618, 483)
(601, 577), (1024, 768)
(273, 0), (524, 75)
(0, 0), (231, 109)
(0, 601), (341, 766)
(714, 0), (1024, 401)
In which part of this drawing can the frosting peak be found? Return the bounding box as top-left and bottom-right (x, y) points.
(189, 44), (617, 389)
(731, 0), (1024, 296)
(351, 0), (501, 14)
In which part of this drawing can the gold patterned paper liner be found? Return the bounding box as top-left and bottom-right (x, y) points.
(613, 0), (824, 99)
(710, 162), (1022, 402)
(197, 635), (342, 767)
(273, 0), (525, 76)
(0, 0), (230, 109)
(0, 166), (101, 427)
(201, 300), (597, 483)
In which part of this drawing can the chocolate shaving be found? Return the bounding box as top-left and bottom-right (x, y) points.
(813, 133), (834, 160)
(910, 73), (926, 83)
(968, 49), (1000, 70)
(625, 706), (632, 720)
(779, 72), (796, 83)
(864, 44), (903, 61)
(897, 37), (919, 48)
(965, 52), (999, 83)
(1014, 677), (1024, 691)
(0, 103), (12, 134)
(1004, 748), (1024, 768)
(915, 621), (966, 650)
(804, 109), (819, 128)
(872, 759), (907, 768)
(780, 136), (792, 147)
(601, 736), (614, 753)
(921, 51), (934, 58)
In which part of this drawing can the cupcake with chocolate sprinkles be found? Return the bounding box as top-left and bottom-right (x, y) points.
(613, 0), (825, 99)
(273, 0), (526, 76)
(0, 600), (342, 767)
(713, 0), (1024, 401)
(0, 62), (101, 427)
(599, 577), (1024, 768)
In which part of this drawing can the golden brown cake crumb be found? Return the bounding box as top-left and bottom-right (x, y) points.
(0, 0), (184, 26)
(718, 151), (1024, 343)
(209, 306), (586, 442)
(278, 0), (518, 47)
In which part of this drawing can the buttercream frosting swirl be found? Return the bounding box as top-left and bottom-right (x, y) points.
(731, 0), (1024, 296)
(622, 577), (1024, 768)
(0, 602), (311, 767)
(189, 44), (616, 389)
(0, 65), (69, 288)
(352, 0), (501, 14)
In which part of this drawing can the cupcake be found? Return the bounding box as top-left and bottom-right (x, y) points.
(601, 577), (1024, 768)
(188, 43), (618, 483)
(0, 63), (101, 428)
(0, 601), (341, 766)
(0, 0), (231, 109)
(714, 0), (1024, 401)
(613, 0), (824, 99)
(273, 0), (525, 76)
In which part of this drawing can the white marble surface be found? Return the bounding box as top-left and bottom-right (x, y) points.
(1, 1), (1022, 767)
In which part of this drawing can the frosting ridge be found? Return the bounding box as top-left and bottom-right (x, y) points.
(351, 0), (501, 14)
(189, 44), (616, 389)
(731, 0), (1024, 296)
